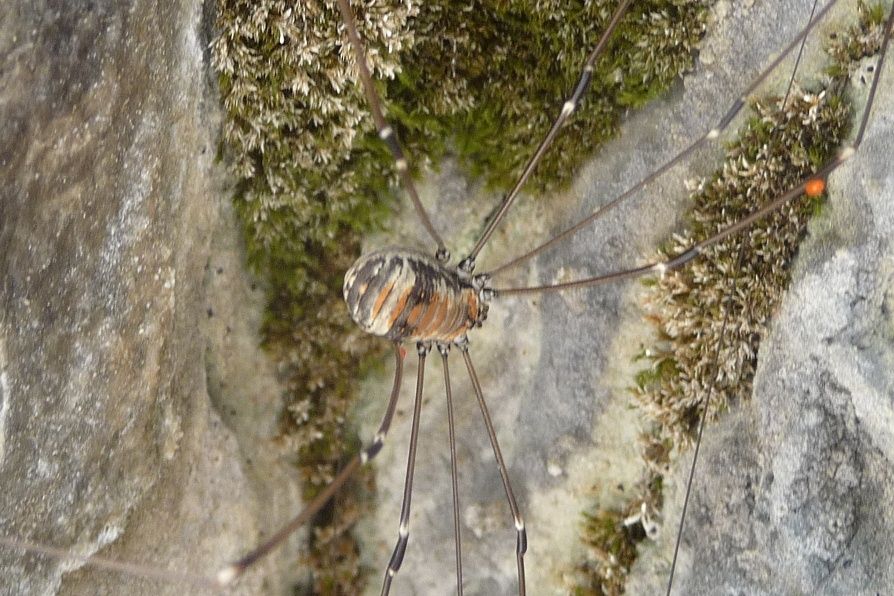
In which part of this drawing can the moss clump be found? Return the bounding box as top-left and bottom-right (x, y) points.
(399, 0), (710, 195)
(574, 450), (666, 596)
(212, 3), (414, 591)
(211, 0), (710, 592)
(636, 0), (885, 446)
(575, 4), (886, 593)
(635, 89), (851, 444)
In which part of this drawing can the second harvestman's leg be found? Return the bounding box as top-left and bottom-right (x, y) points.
(439, 343), (464, 595)
(459, 343), (528, 596)
(381, 342), (429, 596)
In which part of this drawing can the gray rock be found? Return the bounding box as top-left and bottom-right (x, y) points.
(632, 44), (894, 596)
(4, 1), (890, 596)
(354, 1), (894, 595)
(0, 2), (299, 595)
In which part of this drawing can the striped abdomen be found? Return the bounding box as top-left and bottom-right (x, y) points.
(343, 249), (484, 343)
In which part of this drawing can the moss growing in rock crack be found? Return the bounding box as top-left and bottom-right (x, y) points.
(636, 0), (885, 446)
(574, 4), (886, 593)
(634, 90), (851, 443)
(575, 452), (667, 596)
(211, 0), (709, 592)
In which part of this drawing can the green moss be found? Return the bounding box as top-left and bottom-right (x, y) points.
(211, 0), (711, 592)
(574, 466), (665, 595)
(635, 89), (851, 440)
(634, 2), (883, 447)
(575, 4), (886, 593)
(401, 0), (710, 196)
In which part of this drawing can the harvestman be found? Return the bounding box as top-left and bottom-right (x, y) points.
(1, 0), (892, 593)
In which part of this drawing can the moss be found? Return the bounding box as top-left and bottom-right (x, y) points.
(574, 4), (886, 593)
(574, 466), (665, 595)
(634, 0), (884, 446)
(211, 0), (711, 592)
(400, 0), (710, 195)
(634, 89), (851, 443)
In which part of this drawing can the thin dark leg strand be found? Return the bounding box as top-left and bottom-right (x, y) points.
(488, 0), (844, 278)
(460, 345), (528, 596)
(439, 344), (465, 595)
(381, 343), (429, 596)
(218, 343), (406, 586)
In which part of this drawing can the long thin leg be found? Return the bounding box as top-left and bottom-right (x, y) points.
(439, 343), (464, 595)
(217, 343), (407, 586)
(459, 0), (634, 273)
(459, 343), (527, 596)
(334, 0), (448, 260)
(381, 342), (429, 596)
(664, 246), (745, 596)
(487, 0), (845, 277)
(492, 4), (893, 303)
(666, 4), (821, 590)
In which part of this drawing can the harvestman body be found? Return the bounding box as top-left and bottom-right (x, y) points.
(343, 249), (491, 344)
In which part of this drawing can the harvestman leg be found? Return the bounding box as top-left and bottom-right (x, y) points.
(660, 1), (821, 591)
(490, 0), (894, 299)
(488, 0), (846, 277)
(459, 343), (528, 596)
(439, 343), (465, 595)
(380, 342), (429, 596)
(0, 344), (410, 588)
(216, 343), (407, 585)
(334, 0), (448, 261)
(487, 1), (894, 594)
(460, 0), (634, 272)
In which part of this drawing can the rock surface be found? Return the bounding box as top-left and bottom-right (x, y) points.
(0, 2), (299, 595)
(630, 24), (894, 594)
(354, 1), (894, 595)
(3, 1), (891, 596)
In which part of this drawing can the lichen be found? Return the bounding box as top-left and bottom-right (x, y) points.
(574, 4), (886, 593)
(211, 0), (710, 592)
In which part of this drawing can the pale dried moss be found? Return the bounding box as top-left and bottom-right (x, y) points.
(213, 3), (416, 592)
(636, 0), (886, 447)
(212, 0), (710, 593)
(575, 5), (886, 594)
(634, 89), (850, 445)
(575, 465), (666, 595)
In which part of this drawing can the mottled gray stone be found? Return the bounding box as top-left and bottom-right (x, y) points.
(630, 44), (894, 595)
(354, 1), (894, 595)
(4, 1), (891, 596)
(0, 2), (299, 595)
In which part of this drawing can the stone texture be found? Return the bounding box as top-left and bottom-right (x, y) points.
(630, 27), (894, 593)
(3, 1), (890, 596)
(0, 2), (300, 595)
(354, 1), (894, 595)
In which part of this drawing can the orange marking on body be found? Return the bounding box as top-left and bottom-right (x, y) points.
(388, 288), (413, 328)
(406, 303), (426, 328)
(426, 294), (451, 337)
(371, 282), (395, 319)
(805, 178), (825, 197)
(465, 291), (479, 322)
(415, 293), (442, 337)
(443, 301), (463, 338)
(441, 325), (467, 342)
